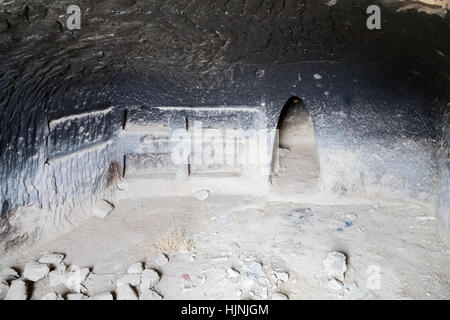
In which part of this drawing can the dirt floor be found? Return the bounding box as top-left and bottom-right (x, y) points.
(0, 147), (449, 300)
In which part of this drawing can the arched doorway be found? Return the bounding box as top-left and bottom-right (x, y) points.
(271, 97), (320, 198)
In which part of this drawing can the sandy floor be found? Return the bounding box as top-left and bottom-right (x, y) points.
(0, 147), (449, 300)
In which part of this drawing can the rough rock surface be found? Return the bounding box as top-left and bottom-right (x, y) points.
(42, 292), (64, 300)
(49, 269), (66, 287)
(23, 262), (50, 282)
(117, 273), (141, 287)
(139, 288), (163, 300)
(88, 292), (114, 300)
(127, 263), (144, 274)
(0, 0), (448, 247)
(66, 293), (88, 300)
(0, 281), (9, 300)
(116, 284), (138, 300)
(0, 268), (19, 282)
(323, 252), (347, 282)
(4, 280), (27, 300)
(39, 253), (65, 265)
(154, 254), (169, 267)
(92, 200), (115, 219)
(271, 292), (289, 300)
(240, 259), (270, 290)
(141, 269), (160, 288)
(82, 273), (115, 296)
(64, 267), (90, 291)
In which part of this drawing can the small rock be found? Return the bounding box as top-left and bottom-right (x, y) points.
(82, 273), (115, 295)
(117, 273), (141, 287)
(274, 271), (289, 282)
(127, 262), (144, 274)
(346, 282), (359, 294)
(240, 259), (269, 290)
(116, 284), (138, 300)
(5, 279), (27, 300)
(64, 267), (90, 291)
(0, 281), (9, 300)
(193, 190), (210, 202)
(231, 242), (240, 251)
(39, 253), (65, 265)
(66, 293), (88, 300)
(23, 262), (50, 282)
(49, 269), (66, 287)
(260, 288), (268, 300)
(323, 251), (347, 282)
(92, 200), (114, 218)
(227, 268), (240, 278)
(88, 292), (114, 300)
(139, 288), (163, 300)
(0, 267), (19, 282)
(345, 213), (358, 222)
(41, 292), (63, 300)
(271, 292), (289, 300)
(141, 269), (160, 288)
(154, 253), (169, 266)
(55, 263), (67, 272)
(328, 278), (344, 292)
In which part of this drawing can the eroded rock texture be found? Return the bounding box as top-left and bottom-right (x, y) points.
(0, 0), (449, 242)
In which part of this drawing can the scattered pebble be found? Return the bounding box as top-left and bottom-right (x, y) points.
(88, 292), (114, 300)
(328, 278), (344, 292)
(182, 274), (191, 281)
(116, 284), (138, 300)
(323, 251), (347, 282)
(49, 269), (66, 287)
(139, 288), (163, 300)
(227, 268), (240, 278)
(117, 273), (141, 287)
(141, 269), (160, 288)
(5, 279), (27, 300)
(313, 73), (323, 80)
(271, 292), (289, 300)
(23, 262), (50, 282)
(42, 292), (63, 300)
(346, 282), (359, 294)
(127, 262), (144, 274)
(0, 267), (19, 282)
(82, 273), (115, 295)
(231, 242), (240, 251)
(0, 281), (9, 300)
(39, 253), (65, 265)
(55, 263), (67, 272)
(154, 253), (169, 266)
(66, 293), (88, 300)
(92, 200), (114, 218)
(274, 271), (289, 282)
(240, 259), (270, 290)
(64, 267), (90, 291)
(193, 190), (210, 202)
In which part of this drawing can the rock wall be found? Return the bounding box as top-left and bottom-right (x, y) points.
(436, 94), (450, 244)
(0, 0), (449, 243)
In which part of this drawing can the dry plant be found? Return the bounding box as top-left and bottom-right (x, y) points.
(154, 227), (195, 255)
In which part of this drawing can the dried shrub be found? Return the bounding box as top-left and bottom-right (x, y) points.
(154, 227), (195, 255)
